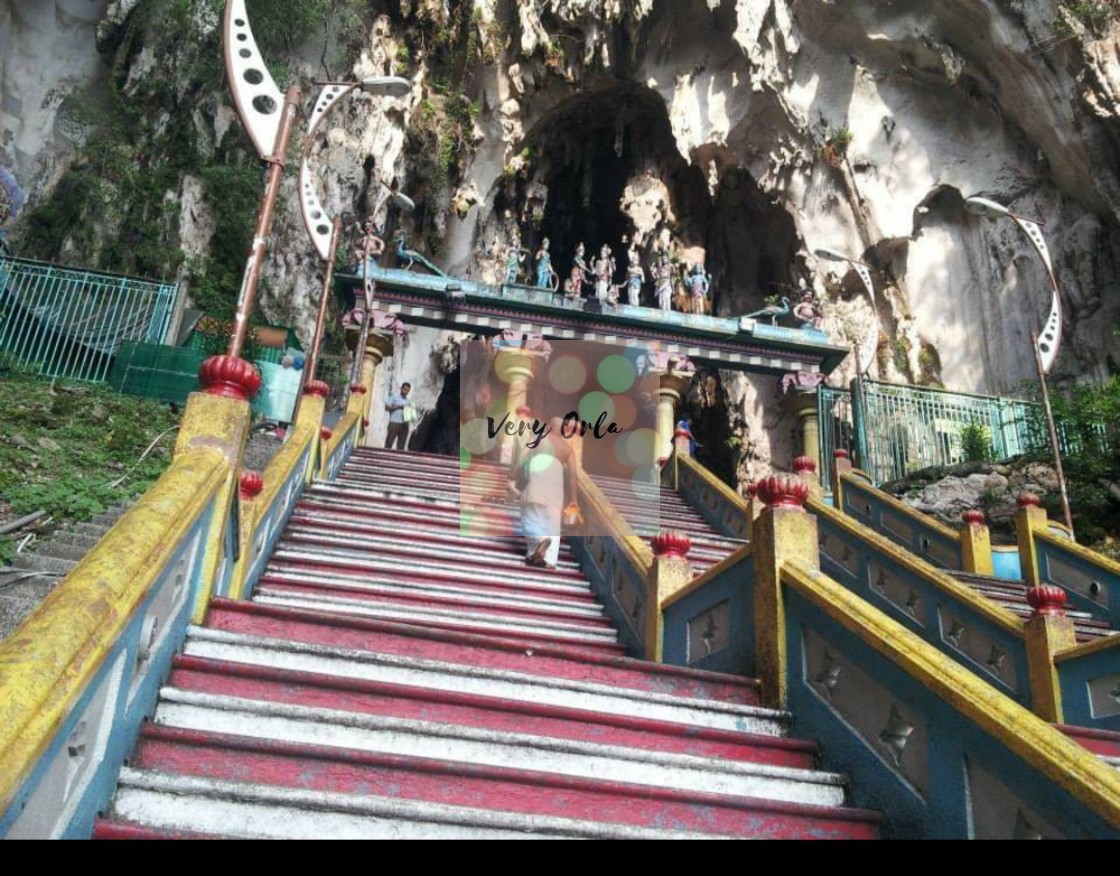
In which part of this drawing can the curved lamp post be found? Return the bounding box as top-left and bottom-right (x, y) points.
(297, 75), (412, 399)
(815, 247), (880, 376)
(964, 195), (1074, 536)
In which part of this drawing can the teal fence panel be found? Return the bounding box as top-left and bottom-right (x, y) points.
(0, 256), (179, 384)
(819, 380), (1046, 489)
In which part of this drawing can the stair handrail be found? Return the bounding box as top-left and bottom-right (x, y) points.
(1054, 632), (1120, 731)
(778, 558), (1120, 837)
(667, 451), (754, 542)
(0, 446), (228, 837)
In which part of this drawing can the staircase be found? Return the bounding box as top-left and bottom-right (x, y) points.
(93, 448), (881, 839)
(594, 477), (747, 574)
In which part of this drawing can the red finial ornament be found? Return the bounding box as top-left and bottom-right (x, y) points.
(834, 449), (850, 460)
(199, 356), (262, 401)
(320, 427), (333, 442)
(745, 481), (758, 498)
(651, 531), (692, 560)
(1026, 585), (1068, 618)
(239, 470), (264, 501)
(304, 380), (330, 398)
(362, 418), (371, 429)
(793, 456), (817, 475)
(756, 475), (809, 511)
(1018, 493), (1042, 508)
(962, 509), (986, 527)
(349, 384), (368, 395)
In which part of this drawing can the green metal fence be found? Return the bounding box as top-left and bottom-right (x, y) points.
(818, 379), (1046, 492)
(0, 256), (179, 383)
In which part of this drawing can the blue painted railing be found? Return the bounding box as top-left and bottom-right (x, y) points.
(661, 548), (754, 676)
(840, 474), (968, 571)
(0, 449), (225, 838)
(0, 256), (180, 384)
(1057, 636), (1120, 732)
(782, 562), (1120, 839)
(667, 454), (752, 541)
(810, 498), (1032, 707)
(570, 475), (653, 657)
(1035, 530), (1120, 626)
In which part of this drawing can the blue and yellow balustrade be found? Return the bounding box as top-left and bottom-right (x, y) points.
(654, 471), (1120, 837)
(0, 336), (386, 839)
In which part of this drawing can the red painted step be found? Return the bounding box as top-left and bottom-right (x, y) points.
(130, 726), (880, 839)
(1058, 724), (1120, 759)
(204, 600), (761, 705)
(92, 821), (222, 840)
(254, 581), (615, 631)
(169, 656), (807, 765)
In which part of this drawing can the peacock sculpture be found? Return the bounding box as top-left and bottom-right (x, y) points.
(745, 297), (791, 325)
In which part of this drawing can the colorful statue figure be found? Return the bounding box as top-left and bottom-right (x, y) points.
(653, 254), (674, 312)
(504, 238), (526, 285)
(593, 244), (616, 303)
(563, 265), (584, 298)
(686, 263), (710, 315)
(624, 249), (646, 307)
(573, 242), (592, 286)
(535, 238), (557, 290)
(792, 290), (823, 331)
(346, 221), (386, 326)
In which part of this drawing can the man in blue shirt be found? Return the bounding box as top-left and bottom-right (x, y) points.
(385, 383), (413, 450)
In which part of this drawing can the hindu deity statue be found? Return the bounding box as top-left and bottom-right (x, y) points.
(793, 290), (824, 331)
(653, 253), (674, 312)
(593, 244), (616, 302)
(504, 235), (526, 285)
(535, 238), (557, 290)
(573, 242), (592, 286)
(563, 265), (584, 298)
(686, 262), (710, 315)
(625, 249), (646, 307)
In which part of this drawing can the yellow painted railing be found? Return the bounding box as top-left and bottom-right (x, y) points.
(779, 560), (1120, 834)
(0, 446), (227, 825)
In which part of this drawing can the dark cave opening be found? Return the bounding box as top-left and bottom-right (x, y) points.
(509, 85), (804, 315)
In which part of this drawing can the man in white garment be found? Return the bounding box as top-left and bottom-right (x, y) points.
(508, 417), (579, 569)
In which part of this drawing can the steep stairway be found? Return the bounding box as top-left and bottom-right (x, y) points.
(93, 447), (881, 839)
(593, 476), (747, 574)
(945, 570), (1115, 644)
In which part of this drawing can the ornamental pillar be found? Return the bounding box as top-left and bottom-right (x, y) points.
(495, 347), (546, 465)
(783, 389), (821, 472)
(646, 532), (695, 662)
(355, 333), (395, 446)
(657, 372), (693, 462)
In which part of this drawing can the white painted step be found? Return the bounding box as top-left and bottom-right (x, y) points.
(260, 568), (600, 617)
(151, 690), (846, 806)
(282, 524), (584, 571)
(268, 547), (582, 594)
(112, 770), (723, 839)
(252, 590), (618, 645)
(181, 626), (784, 735)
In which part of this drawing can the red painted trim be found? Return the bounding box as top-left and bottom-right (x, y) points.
(92, 820), (221, 840)
(1057, 724), (1120, 757)
(206, 599), (761, 703)
(239, 470), (264, 501)
(198, 355), (262, 401)
(304, 380), (330, 398)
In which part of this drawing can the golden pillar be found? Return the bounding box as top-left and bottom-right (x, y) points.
(494, 348), (545, 464)
(356, 333), (396, 448)
(657, 372), (693, 462)
(784, 390), (821, 468)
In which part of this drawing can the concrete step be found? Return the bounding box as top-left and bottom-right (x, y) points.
(250, 590), (621, 647)
(112, 724), (879, 838)
(48, 532), (103, 550)
(9, 554), (75, 576)
(148, 689), (845, 805)
(32, 542), (91, 563)
(180, 626), (772, 734)
(73, 522), (113, 538)
(107, 768), (776, 839)
(205, 599), (760, 705)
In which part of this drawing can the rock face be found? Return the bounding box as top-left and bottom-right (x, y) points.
(4, 0), (1120, 481)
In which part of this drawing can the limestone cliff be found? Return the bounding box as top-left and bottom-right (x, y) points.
(2, 0), (1119, 481)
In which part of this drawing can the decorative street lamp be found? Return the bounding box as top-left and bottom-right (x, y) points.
(814, 247), (879, 376)
(964, 195), (1074, 536)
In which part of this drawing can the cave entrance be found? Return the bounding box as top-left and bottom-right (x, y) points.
(515, 86), (803, 315)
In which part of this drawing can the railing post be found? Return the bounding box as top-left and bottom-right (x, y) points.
(793, 456), (822, 501)
(1024, 585), (1077, 723)
(744, 481), (761, 542)
(647, 532), (694, 662)
(353, 333), (395, 445)
(753, 474), (818, 709)
(960, 509), (995, 576)
(228, 470), (264, 601)
(1016, 493), (1048, 588)
(831, 449), (852, 511)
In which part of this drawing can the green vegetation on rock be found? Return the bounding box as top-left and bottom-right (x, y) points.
(0, 370), (180, 565)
